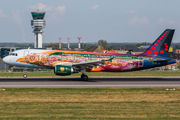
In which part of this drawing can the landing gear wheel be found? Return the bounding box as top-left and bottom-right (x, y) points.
(23, 74), (27, 78)
(81, 74), (88, 81)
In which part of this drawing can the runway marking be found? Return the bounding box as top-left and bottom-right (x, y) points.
(0, 85), (180, 88)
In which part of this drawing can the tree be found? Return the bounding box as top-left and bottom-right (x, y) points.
(177, 64), (180, 69)
(136, 42), (151, 47)
(16, 44), (33, 48)
(98, 40), (108, 49)
(44, 43), (59, 49)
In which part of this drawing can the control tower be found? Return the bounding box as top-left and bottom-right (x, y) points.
(31, 11), (46, 48)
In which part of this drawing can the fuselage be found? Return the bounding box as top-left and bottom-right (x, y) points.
(3, 49), (176, 72)
(2, 29), (176, 80)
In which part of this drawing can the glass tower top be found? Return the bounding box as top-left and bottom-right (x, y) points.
(31, 12), (45, 20)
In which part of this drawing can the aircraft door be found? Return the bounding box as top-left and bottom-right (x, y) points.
(137, 57), (144, 68)
(23, 51), (29, 61)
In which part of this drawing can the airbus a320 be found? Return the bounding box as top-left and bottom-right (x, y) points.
(3, 29), (176, 80)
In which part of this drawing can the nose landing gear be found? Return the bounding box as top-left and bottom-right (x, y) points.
(23, 68), (28, 78)
(23, 74), (27, 78)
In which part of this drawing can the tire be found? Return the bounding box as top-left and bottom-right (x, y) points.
(81, 75), (88, 81)
(23, 74), (27, 78)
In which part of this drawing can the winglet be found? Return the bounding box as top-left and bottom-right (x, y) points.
(108, 57), (114, 62)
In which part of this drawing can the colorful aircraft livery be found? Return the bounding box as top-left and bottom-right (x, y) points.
(3, 29), (176, 80)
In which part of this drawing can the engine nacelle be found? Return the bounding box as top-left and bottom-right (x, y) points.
(54, 65), (73, 76)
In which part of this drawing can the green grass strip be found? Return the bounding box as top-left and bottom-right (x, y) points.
(0, 88), (179, 119)
(0, 71), (180, 77)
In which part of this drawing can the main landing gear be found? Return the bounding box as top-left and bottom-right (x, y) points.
(81, 74), (88, 81)
(81, 69), (88, 80)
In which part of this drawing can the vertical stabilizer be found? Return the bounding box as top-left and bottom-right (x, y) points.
(141, 29), (175, 57)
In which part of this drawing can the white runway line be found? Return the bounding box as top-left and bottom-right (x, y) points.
(0, 84), (180, 88)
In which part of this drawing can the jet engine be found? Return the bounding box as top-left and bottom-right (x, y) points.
(54, 64), (74, 76)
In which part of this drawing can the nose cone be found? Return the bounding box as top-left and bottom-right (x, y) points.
(3, 56), (9, 64)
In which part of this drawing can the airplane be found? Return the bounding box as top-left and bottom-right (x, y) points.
(3, 29), (176, 80)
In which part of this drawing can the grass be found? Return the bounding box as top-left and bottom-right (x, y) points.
(0, 70), (180, 77)
(0, 88), (180, 119)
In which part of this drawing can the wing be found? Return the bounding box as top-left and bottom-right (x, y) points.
(72, 58), (113, 71)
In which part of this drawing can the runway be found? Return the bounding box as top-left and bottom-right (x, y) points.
(0, 77), (180, 88)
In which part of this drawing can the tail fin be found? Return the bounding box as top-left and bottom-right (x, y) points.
(141, 29), (175, 57)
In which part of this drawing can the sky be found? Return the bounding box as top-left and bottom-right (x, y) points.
(0, 0), (180, 43)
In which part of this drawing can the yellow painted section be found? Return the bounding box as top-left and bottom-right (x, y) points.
(169, 47), (173, 52)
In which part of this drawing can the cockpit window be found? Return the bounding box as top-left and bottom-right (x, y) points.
(10, 53), (18, 56)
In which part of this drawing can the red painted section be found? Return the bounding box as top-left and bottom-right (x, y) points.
(165, 48), (168, 51)
(147, 50), (152, 54)
(154, 43), (158, 46)
(154, 51), (159, 55)
(151, 46), (156, 50)
(160, 50), (164, 54)
(157, 40), (161, 43)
